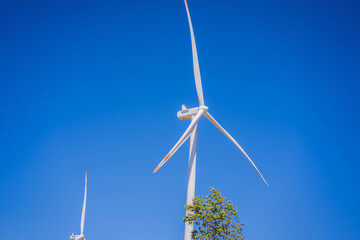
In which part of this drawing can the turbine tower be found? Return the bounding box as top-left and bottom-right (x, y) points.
(153, 1), (268, 240)
(70, 172), (87, 240)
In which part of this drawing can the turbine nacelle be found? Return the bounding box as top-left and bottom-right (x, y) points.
(177, 105), (208, 120)
(70, 233), (85, 240)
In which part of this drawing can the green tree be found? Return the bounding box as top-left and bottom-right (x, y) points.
(183, 187), (245, 240)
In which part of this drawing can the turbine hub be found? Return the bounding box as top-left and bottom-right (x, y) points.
(199, 105), (208, 113)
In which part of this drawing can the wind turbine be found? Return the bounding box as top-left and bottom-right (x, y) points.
(70, 172), (87, 240)
(153, 1), (268, 240)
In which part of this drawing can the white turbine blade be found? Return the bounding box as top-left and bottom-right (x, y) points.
(153, 109), (204, 173)
(80, 172), (87, 235)
(204, 112), (269, 187)
(184, 0), (204, 106)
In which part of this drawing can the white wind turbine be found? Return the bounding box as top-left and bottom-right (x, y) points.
(153, 1), (269, 240)
(70, 172), (87, 240)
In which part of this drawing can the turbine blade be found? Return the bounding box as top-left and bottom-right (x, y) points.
(184, 0), (204, 106)
(153, 109), (204, 173)
(204, 112), (269, 187)
(80, 172), (87, 235)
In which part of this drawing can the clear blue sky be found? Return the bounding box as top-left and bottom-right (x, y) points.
(1, 0), (359, 239)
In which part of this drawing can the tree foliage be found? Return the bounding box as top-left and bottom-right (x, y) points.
(183, 187), (245, 240)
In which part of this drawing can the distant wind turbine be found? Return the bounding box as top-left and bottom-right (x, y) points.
(153, 1), (268, 240)
(70, 172), (87, 240)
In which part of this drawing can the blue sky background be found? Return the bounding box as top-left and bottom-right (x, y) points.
(1, 0), (359, 239)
